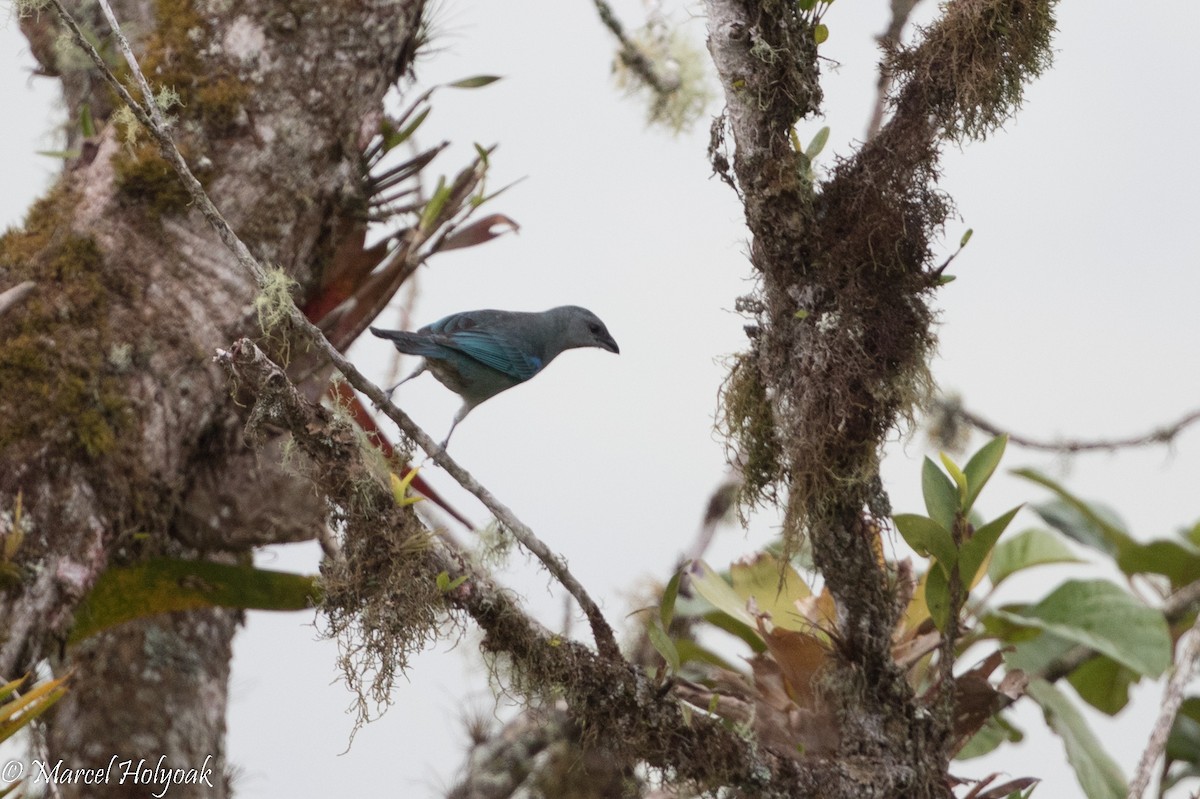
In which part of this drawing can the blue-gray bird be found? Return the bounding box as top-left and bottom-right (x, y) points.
(370, 306), (619, 447)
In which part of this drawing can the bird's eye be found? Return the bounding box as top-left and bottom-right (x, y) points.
(588, 323), (602, 335)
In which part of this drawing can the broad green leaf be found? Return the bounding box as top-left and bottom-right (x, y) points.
(1066, 655), (1137, 715)
(998, 626), (1076, 672)
(647, 621), (680, 673)
(955, 713), (1023, 760)
(1027, 680), (1126, 799)
(893, 514), (957, 572)
(990, 579), (1170, 678)
(448, 75), (502, 89)
(70, 559), (320, 643)
(689, 560), (755, 627)
(1166, 697), (1200, 766)
(730, 553), (811, 631)
(702, 611), (767, 653)
(922, 457), (959, 531)
(1016, 469), (1134, 555)
(939, 452), (968, 505)
(958, 505), (1021, 586)
(962, 435), (1007, 514)
(813, 24), (829, 44)
(804, 125), (830, 159)
(661, 569), (683, 630)
(924, 564), (952, 631)
(674, 639), (738, 672)
(1116, 539), (1200, 588)
(989, 528), (1084, 588)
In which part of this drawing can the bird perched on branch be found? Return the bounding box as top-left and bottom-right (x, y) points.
(370, 306), (619, 447)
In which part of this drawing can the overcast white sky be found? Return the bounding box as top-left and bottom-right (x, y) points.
(4, 1), (1200, 796)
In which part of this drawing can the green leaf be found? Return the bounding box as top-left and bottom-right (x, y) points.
(813, 23), (829, 44)
(661, 569), (682, 630)
(955, 713), (1023, 760)
(382, 106), (431, 154)
(701, 611), (767, 653)
(936, 274), (956, 286)
(959, 228), (974, 247)
(448, 75), (502, 89)
(1066, 655), (1137, 715)
(730, 553), (811, 631)
(418, 176), (451, 232)
(1116, 539), (1200, 588)
(924, 565), (952, 631)
(37, 150), (83, 160)
(962, 435), (1007, 514)
(674, 639), (738, 671)
(80, 104), (95, 138)
(1166, 697), (1200, 766)
(922, 457), (959, 530)
(990, 579), (1170, 678)
(647, 621), (680, 673)
(989, 528), (1084, 588)
(797, 0), (817, 10)
(71, 559), (320, 643)
(939, 452), (968, 505)
(1027, 680), (1126, 799)
(958, 505), (1021, 586)
(1016, 469), (1134, 555)
(689, 561), (755, 627)
(435, 571), (468, 594)
(805, 126), (830, 160)
(894, 514), (957, 572)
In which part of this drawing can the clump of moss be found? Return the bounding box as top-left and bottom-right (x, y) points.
(134, 0), (249, 139)
(888, 0), (1057, 141)
(0, 189), (134, 462)
(112, 142), (194, 217)
(719, 352), (784, 509)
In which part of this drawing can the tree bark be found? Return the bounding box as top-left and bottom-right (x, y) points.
(2, 0), (427, 790)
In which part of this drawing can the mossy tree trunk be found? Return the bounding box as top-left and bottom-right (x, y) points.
(708, 0), (1055, 795)
(1, 0), (426, 793)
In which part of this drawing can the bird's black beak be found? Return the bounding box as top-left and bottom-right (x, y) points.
(600, 335), (620, 354)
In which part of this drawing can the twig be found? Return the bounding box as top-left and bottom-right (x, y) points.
(1128, 613), (1200, 799)
(866, 0), (924, 140)
(50, 0), (622, 662)
(592, 0), (681, 98)
(951, 401), (1200, 454)
(0, 281), (35, 319)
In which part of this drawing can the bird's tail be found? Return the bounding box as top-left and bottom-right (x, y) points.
(369, 326), (437, 356)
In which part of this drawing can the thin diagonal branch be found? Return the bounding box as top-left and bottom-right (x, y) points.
(866, 0), (925, 140)
(215, 337), (820, 795)
(48, 0), (621, 662)
(592, 0), (681, 98)
(1128, 612), (1200, 799)
(944, 399), (1200, 454)
(0, 281), (36, 319)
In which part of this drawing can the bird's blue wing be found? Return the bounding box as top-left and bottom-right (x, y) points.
(447, 329), (542, 381)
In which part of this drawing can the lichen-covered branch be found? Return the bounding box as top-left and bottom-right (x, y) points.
(217, 338), (823, 797)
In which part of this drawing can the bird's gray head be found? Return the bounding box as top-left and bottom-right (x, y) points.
(549, 306), (620, 354)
